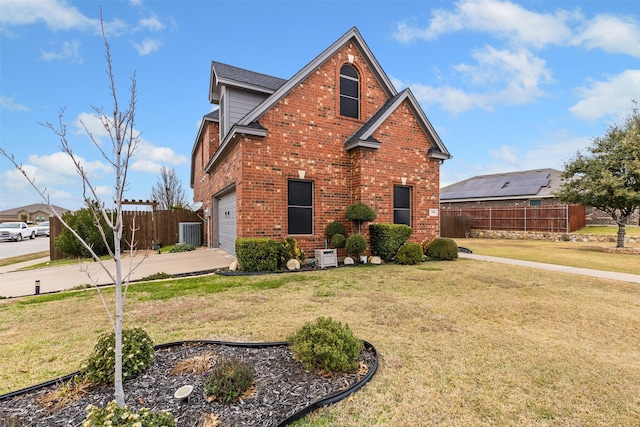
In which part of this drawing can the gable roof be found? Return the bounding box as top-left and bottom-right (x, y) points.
(0, 203), (71, 216)
(345, 88), (451, 159)
(440, 168), (563, 202)
(209, 61), (287, 103)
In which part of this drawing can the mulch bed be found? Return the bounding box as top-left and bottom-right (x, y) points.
(0, 342), (376, 427)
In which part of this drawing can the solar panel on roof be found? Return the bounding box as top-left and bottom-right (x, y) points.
(441, 171), (551, 200)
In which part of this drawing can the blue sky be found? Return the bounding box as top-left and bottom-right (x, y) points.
(1, 0), (639, 211)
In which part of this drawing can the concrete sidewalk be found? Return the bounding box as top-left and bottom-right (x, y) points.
(458, 252), (640, 284)
(0, 248), (236, 298)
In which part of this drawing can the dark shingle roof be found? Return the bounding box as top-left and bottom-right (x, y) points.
(440, 169), (562, 200)
(212, 61), (287, 92)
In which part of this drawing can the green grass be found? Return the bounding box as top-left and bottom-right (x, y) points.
(0, 251), (49, 268)
(576, 225), (640, 236)
(1, 261), (639, 426)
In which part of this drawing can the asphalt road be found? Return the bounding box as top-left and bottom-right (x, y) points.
(0, 235), (49, 259)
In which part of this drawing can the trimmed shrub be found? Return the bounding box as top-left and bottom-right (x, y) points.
(83, 400), (175, 426)
(369, 224), (412, 262)
(169, 242), (196, 253)
(204, 358), (255, 403)
(345, 203), (376, 233)
(395, 242), (424, 264)
(236, 238), (281, 272)
(326, 221), (346, 239)
(82, 328), (154, 384)
(288, 317), (362, 373)
(330, 233), (346, 249)
(345, 234), (367, 257)
(426, 238), (458, 260)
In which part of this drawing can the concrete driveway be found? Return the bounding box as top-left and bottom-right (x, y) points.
(0, 248), (236, 298)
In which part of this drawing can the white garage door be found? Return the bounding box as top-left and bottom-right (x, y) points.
(216, 190), (236, 254)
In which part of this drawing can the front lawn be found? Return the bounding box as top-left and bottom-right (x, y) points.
(1, 261), (639, 426)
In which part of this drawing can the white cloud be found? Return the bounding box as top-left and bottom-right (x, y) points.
(139, 14), (164, 31)
(569, 70), (640, 120)
(0, 95), (29, 112)
(574, 14), (640, 57)
(41, 40), (82, 63)
(133, 141), (188, 167)
(130, 159), (162, 173)
(133, 38), (162, 55)
(489, 145), (518, 164)
(0, 0), (96, 31)
(394, 0), (575, 49)
(73, 112), (110, 145)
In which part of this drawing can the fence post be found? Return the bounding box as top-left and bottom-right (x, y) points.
(524, 206), (527, 232)
(489, 207), (492, 230)
(566, 205), (569, 233)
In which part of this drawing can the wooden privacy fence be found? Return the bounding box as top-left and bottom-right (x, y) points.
(440, 205), (586, 238)
(49, 209), (204, 260)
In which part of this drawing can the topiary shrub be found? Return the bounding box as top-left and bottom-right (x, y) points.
(326, 221), (346, 239)
(236, 238), (281, 272)
(426, 238), (458, 260)
(203, 358), (255, 403)
(84, 400), (175, 426)
(82, 328), (154, 384)
(345, 203), (376, 233)
(288, 317), (362, 373)
(330, 233), (346, 249)
(169, 242), (196, 253)
(345, 234), (367, 258)
(395, 242), (424, 265)
(369, 223), (412, 262)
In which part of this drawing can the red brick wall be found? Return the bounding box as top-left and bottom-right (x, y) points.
(194, 43), (443, 254)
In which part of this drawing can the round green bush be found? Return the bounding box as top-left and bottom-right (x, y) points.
(345, 203), (377, 223)
(204, 358), (255, 403)
(169, 242), (196, 253)
(345, 234), (367, 257)
(330, 233), (346, 248)
(82, 328), (154, 384)
(426, 237), (458, 260)
(326, 221), (346, 239)
(288, 317), (362, 373)
(395, 242), (424, 264)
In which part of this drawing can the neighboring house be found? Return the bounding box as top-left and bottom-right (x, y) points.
(0, 203), (70, 224)
(191, 27), (451, 255)
(440, 169), (563, 208)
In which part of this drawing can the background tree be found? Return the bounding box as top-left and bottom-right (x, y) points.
(151, 166), (187, 209)
(555, 103), (640, 248)
(1, 12), (140, 406)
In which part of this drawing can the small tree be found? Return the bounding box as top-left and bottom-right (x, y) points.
(150, 166), (187, 209)
(345, 202), (376, 234)
(555, 103), (640, 248)
(1, 11), (142, 406)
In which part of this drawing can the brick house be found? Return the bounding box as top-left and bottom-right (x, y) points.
(0, 203), (70, 224)
(190, 27), (451, 255)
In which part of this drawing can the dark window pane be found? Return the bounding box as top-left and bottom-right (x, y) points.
(340, 97), (358, 118)
(394, 210), (411, 226)
(394, 186), (411, 209)
(340, 78), (359, 98)
(288, 207), (313, 234)
(340, 64), (358, 78)
(288, 181), (312, 206)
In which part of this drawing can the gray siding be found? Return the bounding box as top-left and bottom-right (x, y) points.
(228, 88), (268, 126)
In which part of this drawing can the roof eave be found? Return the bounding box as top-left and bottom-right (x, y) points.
(204, 125), (267, 174)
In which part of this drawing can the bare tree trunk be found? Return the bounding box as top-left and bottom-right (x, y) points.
(617, 223), (626, 248)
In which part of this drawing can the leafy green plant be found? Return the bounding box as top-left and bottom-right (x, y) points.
(141, 272), (172, 281)
(236, 238), (281, 272)
(203, 358), (255, 403)
(326, 221), (347, 239)
(395, 242), (424, 264)
(288, 317), (362, 373)
(83, 400), (175, 426)
(425, 238), (458, 261)
(345, 234), (367, 258)
(369, 224), (412, 261)
(282, 237), (305, 264)
(330, 233), (346, 249)
(82, 328), (154, 384)
(169, 243), (196, 253)
(345, 202), (377, 233)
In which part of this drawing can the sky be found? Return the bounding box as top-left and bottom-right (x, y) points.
(1, 0), (639, 212)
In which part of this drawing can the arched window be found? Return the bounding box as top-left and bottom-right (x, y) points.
(340, 64), (359, 118)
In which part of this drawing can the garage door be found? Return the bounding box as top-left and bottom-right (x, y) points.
(216, 190), (236, 254)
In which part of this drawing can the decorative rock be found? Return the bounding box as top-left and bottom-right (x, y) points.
(286, 259), (301, 271)
(343, 257), (354, 265)
(368, 256), (382, 265)
(229, 260), (238, 271)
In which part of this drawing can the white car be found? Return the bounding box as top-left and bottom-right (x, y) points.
(0, 222), (36, 241)
(35, 221), (50, 237)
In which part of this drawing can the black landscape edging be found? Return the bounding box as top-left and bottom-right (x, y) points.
(0, 339), (378, 426)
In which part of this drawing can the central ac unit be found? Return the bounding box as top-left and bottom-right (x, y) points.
(178, 222), (202, 246)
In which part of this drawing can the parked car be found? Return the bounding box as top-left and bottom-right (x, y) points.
(35, 221), (50, 237)
(0, 222), (35, 241)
